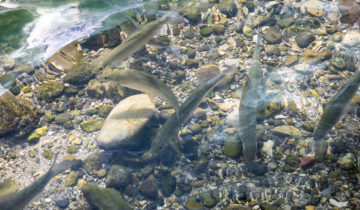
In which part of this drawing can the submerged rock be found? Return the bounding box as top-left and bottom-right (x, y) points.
(0, 89), (41, 137)
(272, 126), (302, 139)
(63, 62), (94, 86)
(96, 94), (155, 150)
(80, 118), (104, 133)
(105, 165), (131, 189)
(295, 31), (315, 48)
(138, 175), (158, 199)
(342, 30), (360, 47)
(81, 184), (132, 210)
(47, 41), (83, 72)
(37, 82), (64, 103)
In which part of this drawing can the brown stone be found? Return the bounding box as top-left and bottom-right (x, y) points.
(301, 156), (315, 169)
(47, 41), (83, 72)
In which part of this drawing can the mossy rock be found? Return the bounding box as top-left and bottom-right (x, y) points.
(99, 105), (114, 117)
(81, 183), (132, 210)
(200, 191), (217, 208)
(42, 150), (53, 160)
(200, 26), (213, 37)
(185, 196), (203, 210)
(38, 82), (64, 103)
(213, 24), (225, 35)
(218, 0), (238, 17)
(65, 171), (79, 187)
(223, 140), (242, 158)
(63, 62), (94, 86)
(80, 118), (104, 132)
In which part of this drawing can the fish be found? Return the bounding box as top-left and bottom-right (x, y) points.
(141, 67), (237, 161)
(100, 69), (179, 114)
(314, 70), (360, 160)
(238, 31), (266, 162)
(0, 154), (82, 210)
(93, 11), (183, 72)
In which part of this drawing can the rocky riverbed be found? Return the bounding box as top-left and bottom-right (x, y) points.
(1, 0), (360, 209)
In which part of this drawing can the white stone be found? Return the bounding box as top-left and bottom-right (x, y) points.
(329, 198), (348, 208)
(342, 30), (360, 47)
(96, 94), (155, 149)
(261, 140), (274, 157)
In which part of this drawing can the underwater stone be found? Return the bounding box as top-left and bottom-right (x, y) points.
(342, 30), (360, 47)
(159, 173), (176, 197)
(54, 113), (73, 125)
(98, 105), (114, 117)
(38, 82), (64, 103)
(277, 17), (294, 28)
(139, 175), (158, 199)
(213, 24), (225, 35)
(272, 126), (301, 139)
(200, 192), (217, 208)
(200, 25), (213, 37)
(295, 31), (315, 48)
(195, 64), (221, 86)
(47, 42), (83, 72)
(65, 171), (79, 187)
(86, 79), (105, 99)
(243, 25), (252, 38)
(81, 184), (131, 210)
(0, 89), (41, 137)
(97, 94), (155, 150)
(264, 27), (282, 44)
(63, 63), (94, 86)
(337, 153), (354, 170)
(223, 140), (242, 158)
(305, 0), (325, 17)
(284, 55), (299, 66)
(185, 196), (202, 210)
(105, 165), (131, 189)
(27, 126), (48, 143)
(42, 150), (53, 160)
(218, 0), (238, 17)
(181, 7), (202, 24)
(80, 118), (104, 133)
(55, 198), (69, 209)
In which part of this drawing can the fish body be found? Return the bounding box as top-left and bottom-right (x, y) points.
(314, 70), (360, 160)
(142, 67), (236, 160)
(238, 32), (266, 162)
(94, 12), (182, 71)
(101, 69), (179, 113)
(0, 156), (82, 210)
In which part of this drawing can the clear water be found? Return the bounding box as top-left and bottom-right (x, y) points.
(1, 0), (360, 209)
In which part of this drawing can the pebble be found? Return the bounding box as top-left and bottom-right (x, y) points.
(305, 0), (325, 17)
(295, 31), (315, 48)
(329, 199), (348, 208)
(301, 156), (315, 169)
(342, 30), (360, 47)
(55, 199), (69, 209)
(264, 27), (282, 44)
(337, 153), (354, 170)
(284, 55), (298, 66)
(272, 126), (302, 139)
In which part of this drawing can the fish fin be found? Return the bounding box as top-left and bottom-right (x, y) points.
(50, 159), (82, 177)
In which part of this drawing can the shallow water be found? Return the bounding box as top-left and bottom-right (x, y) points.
(1, 0), (360, 209)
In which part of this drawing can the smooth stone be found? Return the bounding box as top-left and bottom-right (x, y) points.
(329, 199), (348, 208)
(105, 165), (131, 189)
(243, 25), (252, 37)
(97, 94), (155, 150)
(139, 175), (157, 199)
(185, 196), (202, 210)
(295, 31), (315, 48)
(218, 0), (238, 17)
(55, 198), (69, 209)
(55, 113), (73, 125)
(277, 17), (294, 28)
(213, 24), (225, 35)
(246, 162), (268, 176)
(301, 48), (332, 64)
(342, 30), (360, 47)
(195, 64), (221, 86)
(65, 171), (79, 186)
(80, 118), (104, 133)
(37, 81), (64, 103)
(223, 140), (242, 158)
(81, 184), (131, 210)
(63, 62), (94, 86)
(264, 27), (282, 44)
(305, 0), (325, 17)
(284, 55), (299, 66)
(159, 173), (176, 197)
(337, 153), (354, 170)
(86, 79), (105, 99)
(42, 150), (53, 160)
(272, 126), (302, 139)
(99, 105), (114, 117)
(200, 192), (217, 208)
(301, 156), (315, 169)
(200, 25), (213, 37)
(181, 7), (202, 24)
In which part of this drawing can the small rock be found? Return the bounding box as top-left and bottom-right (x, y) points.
(295, 31), (315, 48)
(305, 0), (325, 17)
(200, 191), (217, 208)
(139, 175), (157, 199)
(301, 156), (315, 169)
(218, 0), (238, 17)
(243, 25), (252, 37)
(200, 25), (213, 37)
(159, 173), (176, 197)
(264, 27), (282, 44)
(80, 118), (104, 133)
(185, 196), (202, 210)
(55, 198), (69, 209)
(55, 113), (73, 125)
(246, 162), (268, 176)
(329, 198), (348, 208)
(342, 30), (360, 47)
(63, 63), (94, 86)
(337, 153), (354, 170)
(81, 184), (131, 210)
(42, 150), (53, 160)
(65, 171), (79, 187)
(38, 82), (64, 103)
(94, 169), (107, 178)
(284, 55), (299, 66)
(105, 165), (131, 189)
(272, 126), (302, 139)
(213, 24), (225, 35)
(223, 140), (242, 158)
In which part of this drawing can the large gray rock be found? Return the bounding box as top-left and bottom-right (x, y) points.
(96, 94), (155, 150)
